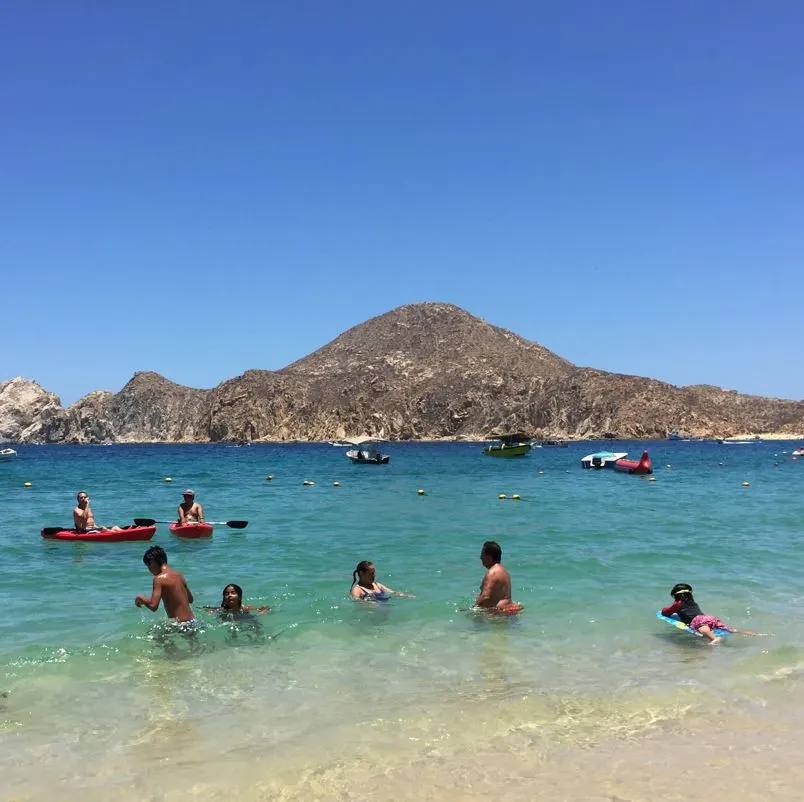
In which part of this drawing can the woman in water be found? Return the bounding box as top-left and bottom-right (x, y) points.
(205, 584), (270, 617)
(350, 560), (414, 601)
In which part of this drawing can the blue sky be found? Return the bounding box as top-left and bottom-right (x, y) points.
(2, 1), (802, 404)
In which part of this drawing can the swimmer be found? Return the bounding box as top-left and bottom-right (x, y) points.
(350, 560), (414, 601)
(661, 583), (764, 644)
(73, 491), (122, 532)
(135, 545), (196, 625)
(177, 489), (204, 525)
(475, 541), (523, 614)
(204, 584), (270, 616)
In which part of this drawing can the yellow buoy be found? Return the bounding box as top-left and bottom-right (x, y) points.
(266, 474), (274, 481)
(511, 494), (521, 500)
(499, 494), (507, 500)
(538, 471), (544, 475)
(417, 488), (425, 495)
(164, 477), (172, 483)
(741, 481), (750, 487)
(333, 481), (341, 487)
(23, 481), (32, 487)
(303, 480), (315, 486)
(666, 464), (672, 469)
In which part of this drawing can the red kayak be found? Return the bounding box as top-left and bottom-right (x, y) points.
(169, 522), (214, 539)
(41, 525), (157, 542)
(614, 450), (653, 475)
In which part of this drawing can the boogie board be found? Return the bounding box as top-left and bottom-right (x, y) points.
(656, 610), (731, 638)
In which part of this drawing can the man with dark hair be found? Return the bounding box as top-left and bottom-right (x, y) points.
(135, 545), (196, 625)
(476, 540), (523, 613)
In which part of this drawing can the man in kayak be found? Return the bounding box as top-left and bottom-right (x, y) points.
(135, 545), (196, 626)
(73, 491), (122, 532)
(476, 540), (524, 614)
(177, 489), (204, 525)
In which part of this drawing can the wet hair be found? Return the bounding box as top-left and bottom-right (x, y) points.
(76, 491), (88, 501)
(670, 582), (694, 601)
(352, 560), (373, 588)
(481, 541), (502, 563)
(143, 545), (168, 567)
(221, 583), (243, 610)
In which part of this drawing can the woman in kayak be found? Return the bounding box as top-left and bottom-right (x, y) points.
(350, 560), (414, 601)
(73, 491), (122, 532)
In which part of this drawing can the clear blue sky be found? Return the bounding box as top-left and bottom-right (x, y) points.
(2, 1), (802, 404)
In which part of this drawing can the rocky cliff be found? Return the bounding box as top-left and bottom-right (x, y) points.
(2, 303), (803, 442)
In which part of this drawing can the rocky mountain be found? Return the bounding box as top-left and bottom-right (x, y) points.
(2, 303), (803, 443)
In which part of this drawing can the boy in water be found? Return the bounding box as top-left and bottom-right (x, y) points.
(135, 545), (197, 627)
(476, 540), (524, 614)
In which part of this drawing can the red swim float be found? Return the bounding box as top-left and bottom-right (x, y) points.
(169, 522), (214, 539)
(614, 450), (652, 475)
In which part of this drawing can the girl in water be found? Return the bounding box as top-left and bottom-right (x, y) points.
(205, 584), (270, 617)
(350, 561), (414, 601)
(661, 583), (763, 644)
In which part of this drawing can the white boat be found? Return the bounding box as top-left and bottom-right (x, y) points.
(0, 447), (17, 461)
(328, 441), (352, 447)
(581, 451), (627, 470)
(344, 437), (390, 465)
(793, 448), (804, 457)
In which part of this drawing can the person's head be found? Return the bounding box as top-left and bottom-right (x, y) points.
(182, 489), (195, 502)
(143, 545), (168, 575)
(76, 491), (89, 506)
(480, 540), (502, 568)
(670, 582), (694, 602)
(352, 560), (375, 587)
(221, 583), (243, 611)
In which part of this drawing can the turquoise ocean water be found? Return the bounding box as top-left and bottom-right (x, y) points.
(2, 441), (804, 800)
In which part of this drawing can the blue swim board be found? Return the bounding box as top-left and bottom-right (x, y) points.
(656, 611), (731, 638)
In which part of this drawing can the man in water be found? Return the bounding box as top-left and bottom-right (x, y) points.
(476, 540), (523, 613)
(73, 491), (122, 532)
(177, 489), (204, 524)
(135, 545), (196, 625)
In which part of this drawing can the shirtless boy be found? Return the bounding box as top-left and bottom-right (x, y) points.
(476, 540), (523, 613)
(135, 545), (196, 625)
(73, 491), (122, 532)
(177, 490), (204, 525)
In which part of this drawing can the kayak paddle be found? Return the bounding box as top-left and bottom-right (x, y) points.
(134, 518), (249, 529)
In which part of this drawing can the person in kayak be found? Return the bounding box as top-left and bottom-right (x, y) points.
(350, 560), (414, 601)
(135, 545), (196, 626)
(475, 541), (524, 614)
(177, 489), (204, 525)
(204, 584), (270, 616)
(73, 491), (122, 532)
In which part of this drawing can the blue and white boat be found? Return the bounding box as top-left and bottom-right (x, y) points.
(0, 447), (17, 461)
(581, 451), (627, 470)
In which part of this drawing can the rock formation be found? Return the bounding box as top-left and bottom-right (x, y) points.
(2, 303), (803, 443)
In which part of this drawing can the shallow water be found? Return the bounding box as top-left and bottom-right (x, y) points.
(2, 441), (803, 799)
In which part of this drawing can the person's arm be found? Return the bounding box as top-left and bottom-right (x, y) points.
(178, 505), (186, 524)
(184, 580), (194, 604)
(475, 572), (499, 608)
(661, 600), (682, 617)
(135, 576), (163, 612)
(203, 606), (221, 614)
(73, 507), (85, 531)
(196, 503), (204, 523)
(351, 586), (366, 599)
(378, 583), (415, 598)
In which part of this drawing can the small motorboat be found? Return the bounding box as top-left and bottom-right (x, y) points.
(345, 438), (390, 464)
(531, 439), (568, 448)
(169, 522), (214, 539)
(40, 525), (157, 542)
(483, 433), (532, 458)
(793, 448), (804, 457)
(0, 447), (17, 461)
(581, 451), (627, 469)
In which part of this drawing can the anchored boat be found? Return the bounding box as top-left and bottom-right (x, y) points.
(581, 450), (652, 474)
(483, 433), (532, 458)
(345, 438), (390, 464)
(0, 447), (17, 461)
